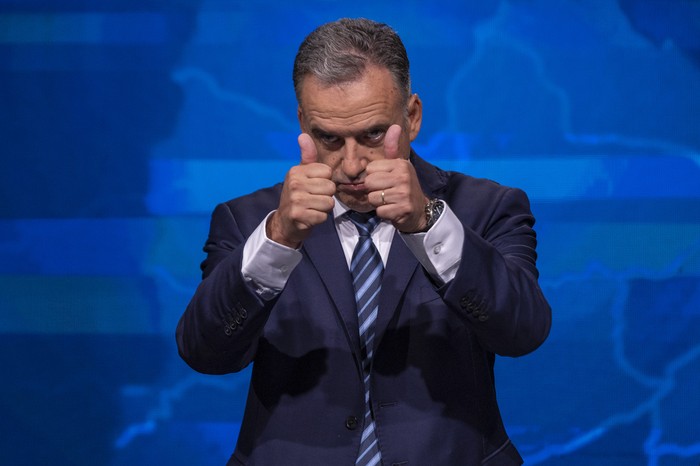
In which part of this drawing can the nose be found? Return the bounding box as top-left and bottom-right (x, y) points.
(341, 139), (366, 179)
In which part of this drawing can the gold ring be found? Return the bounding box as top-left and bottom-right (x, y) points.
(381, 191), (386, 205)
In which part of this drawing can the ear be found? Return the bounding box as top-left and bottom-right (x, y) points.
(407, 94), (423, 142)
(297, 106), (306, 132)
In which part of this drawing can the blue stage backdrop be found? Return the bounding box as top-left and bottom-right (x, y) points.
(1, 1), (699, 465)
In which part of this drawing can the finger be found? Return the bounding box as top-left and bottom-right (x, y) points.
(298, 133), (318, 165)
(304, 177), (337, 197)
(383, 124), (402, 160)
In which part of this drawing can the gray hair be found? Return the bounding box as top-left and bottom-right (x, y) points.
(293, 18), (411, 104)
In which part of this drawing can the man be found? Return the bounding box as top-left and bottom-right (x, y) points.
(177, 18), (551, 466)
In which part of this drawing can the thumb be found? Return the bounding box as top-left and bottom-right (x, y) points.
(298, 133), (318, 165)
(384, 124), (402, 160)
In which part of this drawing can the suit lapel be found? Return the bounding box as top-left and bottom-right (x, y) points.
(374, 232), (420, 345)
(304, 221), (420, 374)
(302, 217), (363, 373)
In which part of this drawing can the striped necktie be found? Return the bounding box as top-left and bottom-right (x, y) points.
(347, 211), (383, 466)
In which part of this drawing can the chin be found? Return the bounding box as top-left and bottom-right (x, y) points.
(340, 195), (372, 213)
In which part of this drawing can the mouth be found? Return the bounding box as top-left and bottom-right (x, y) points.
(336, 181), (367, 193)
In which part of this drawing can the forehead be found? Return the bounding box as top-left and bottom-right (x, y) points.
(298, 66), (403, 133)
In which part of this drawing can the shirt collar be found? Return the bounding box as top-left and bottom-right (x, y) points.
(332, 197), (352, 220)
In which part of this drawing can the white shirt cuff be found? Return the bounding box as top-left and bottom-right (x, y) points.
(400, 201), (463, 285)
(241, 211), (303, 300)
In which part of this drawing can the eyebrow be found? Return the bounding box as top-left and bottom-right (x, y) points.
(310, 124), (390, 139)
(310, 128), (336, 139)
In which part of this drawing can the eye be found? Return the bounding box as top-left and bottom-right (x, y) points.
(312, 130), (341, 147)
(315, 132), (344, 151)
(320, 134), (339, 145)
(319, 134), (344, 150)
(363, 129), (385, 146)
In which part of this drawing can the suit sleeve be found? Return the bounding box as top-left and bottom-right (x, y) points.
(176, 202), (277, 374)
(440, 186), (551, 357)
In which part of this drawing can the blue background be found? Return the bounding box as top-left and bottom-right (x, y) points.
(1, 1), (699, 465)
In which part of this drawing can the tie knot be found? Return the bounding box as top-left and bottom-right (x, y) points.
(347, 211), (380, 237)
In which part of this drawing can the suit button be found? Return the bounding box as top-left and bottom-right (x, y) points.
(459, 296), (469, 309)
(345, 416), (359, 430)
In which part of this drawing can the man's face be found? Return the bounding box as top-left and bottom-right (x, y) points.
(297, 66), (422, 212)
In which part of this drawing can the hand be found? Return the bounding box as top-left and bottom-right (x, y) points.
(267, 133), (336, 247)
(365, 124), (429, 233)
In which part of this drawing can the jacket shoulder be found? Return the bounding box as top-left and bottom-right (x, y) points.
(213, 183), (283, 237)
(412, 151), (515, 199)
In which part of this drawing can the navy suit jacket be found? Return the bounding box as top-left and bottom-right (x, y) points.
(177, 152), (551, 465)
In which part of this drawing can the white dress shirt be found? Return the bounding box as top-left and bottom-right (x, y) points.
(241, 198), (464, 300)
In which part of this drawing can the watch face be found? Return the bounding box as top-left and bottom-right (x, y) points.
(426, 198), (443, 228)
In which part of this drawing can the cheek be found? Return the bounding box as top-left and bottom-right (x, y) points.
(367, 148), (381, 160)
(399, 135), (412, 157)
(317, 151), (340, 168)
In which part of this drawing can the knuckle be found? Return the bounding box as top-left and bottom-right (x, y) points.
(323, 179), (336, 193)
(287, 177), (306, 192)
(288, 191), (306, 206)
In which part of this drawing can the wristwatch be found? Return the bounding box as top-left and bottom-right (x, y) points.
(424, 198), (444, 230)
